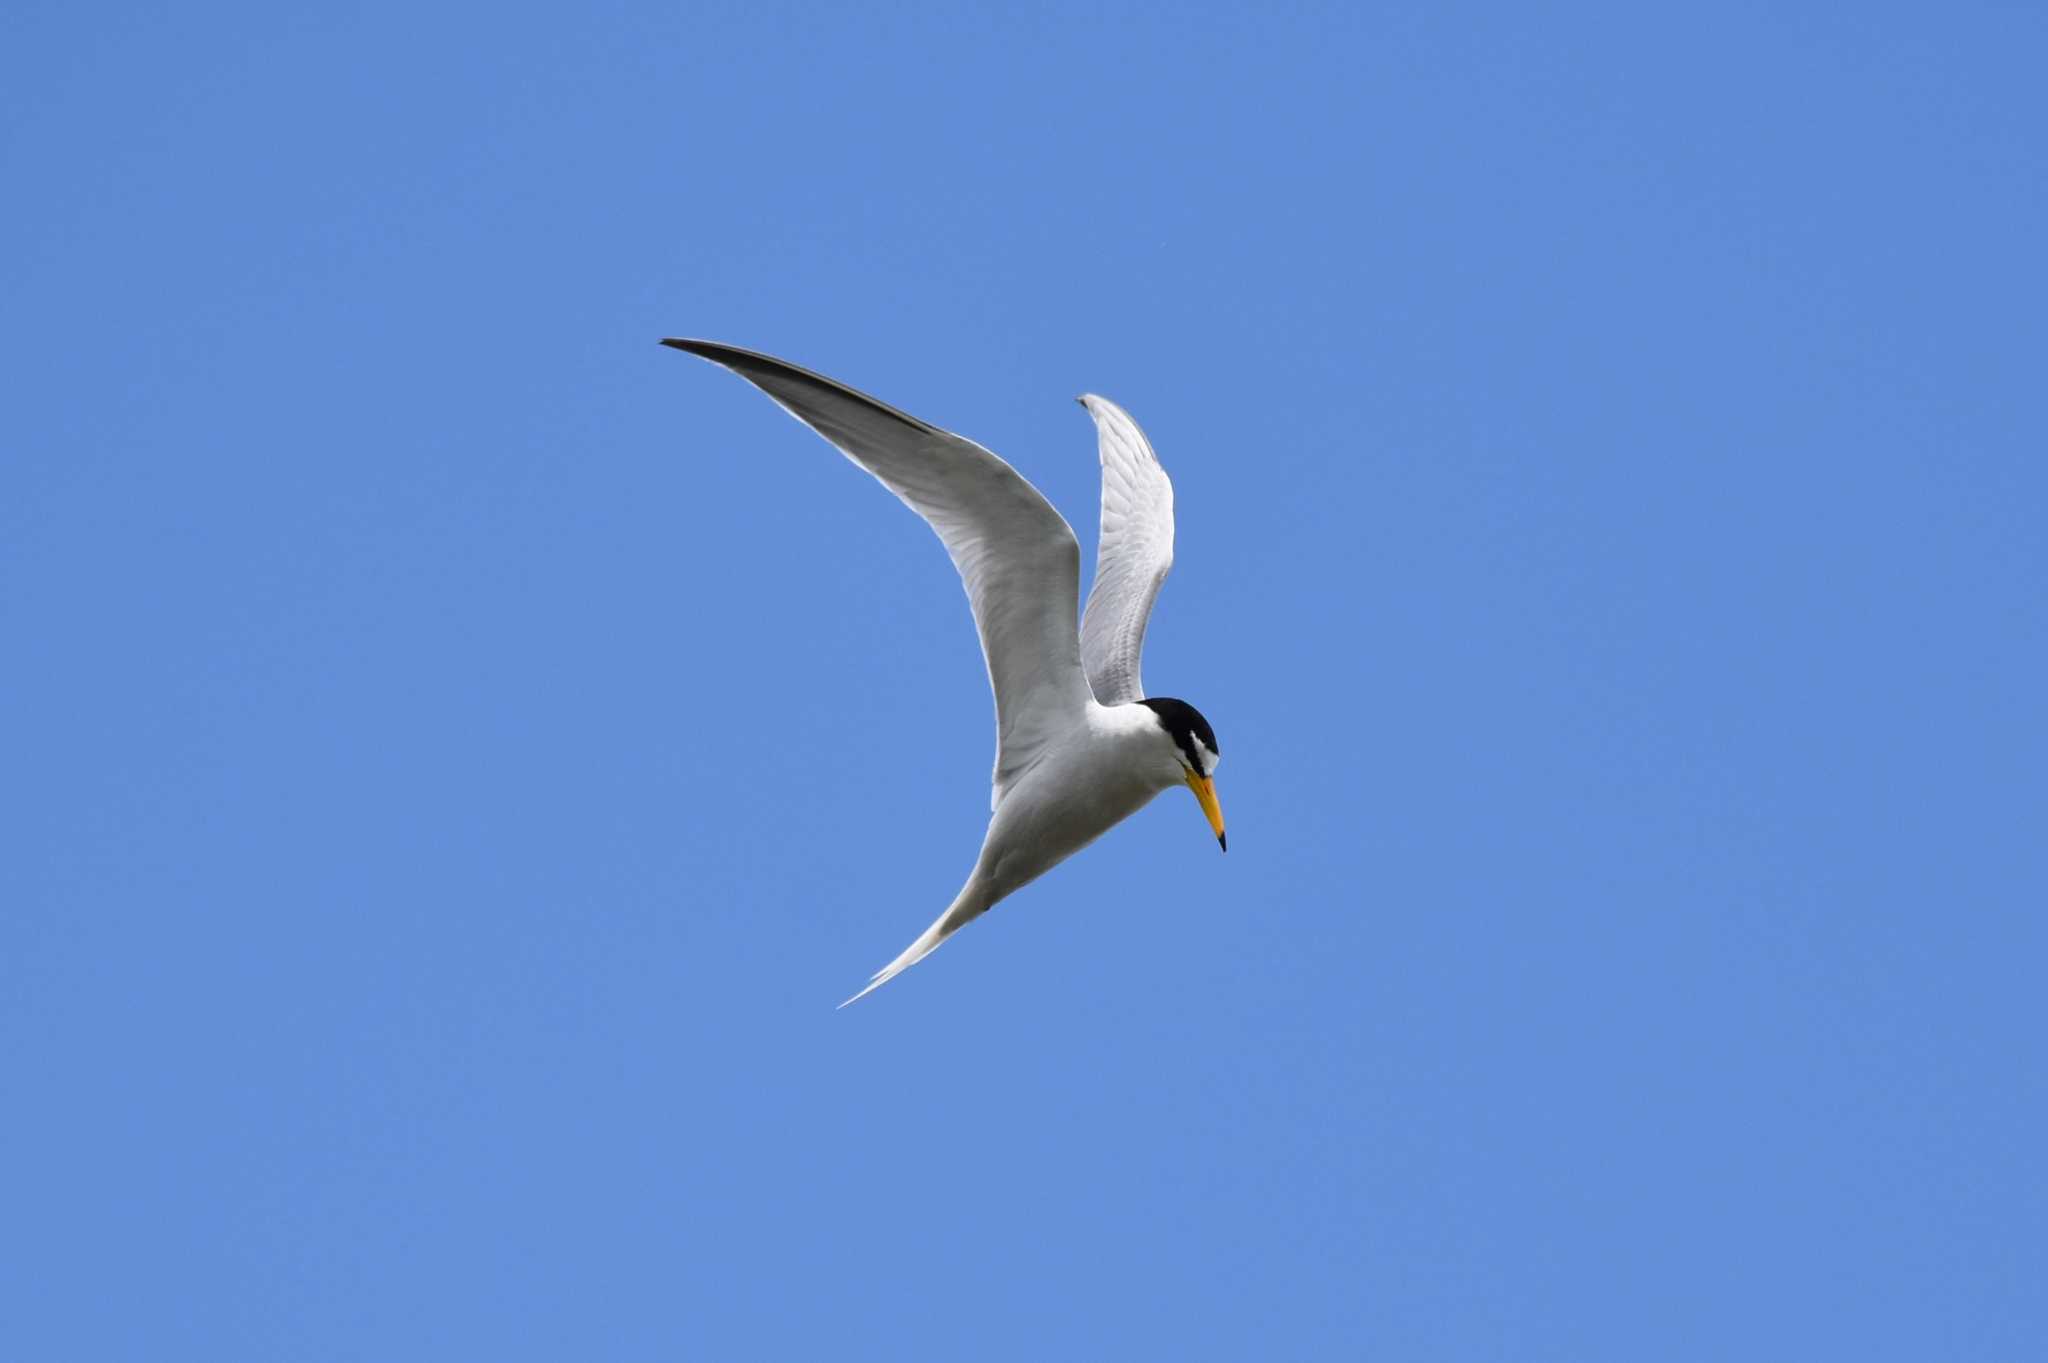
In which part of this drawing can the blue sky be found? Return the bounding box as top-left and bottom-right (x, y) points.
(4, 3), (2042, 1357)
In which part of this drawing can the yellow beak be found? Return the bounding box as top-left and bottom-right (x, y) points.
(1184, 770), (1227, 852)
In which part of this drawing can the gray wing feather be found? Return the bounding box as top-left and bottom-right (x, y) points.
(1077, 394), (1174, 705)
(665, 340), (1091, 805)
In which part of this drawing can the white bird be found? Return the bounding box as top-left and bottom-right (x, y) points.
(662, 340), (1225, 1004)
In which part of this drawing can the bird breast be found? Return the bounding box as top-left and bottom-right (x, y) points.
(975, 707), (1171, 900)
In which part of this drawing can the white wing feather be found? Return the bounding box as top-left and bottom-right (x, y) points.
(1077, 395), (1174, 706)
(665, 340), (1092, 805)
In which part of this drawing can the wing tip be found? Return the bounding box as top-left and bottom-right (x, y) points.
(658, 338), (952, 439)
(660, 336), (719, 358)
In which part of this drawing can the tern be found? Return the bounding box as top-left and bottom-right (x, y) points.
(662, 340), (1225, 1004)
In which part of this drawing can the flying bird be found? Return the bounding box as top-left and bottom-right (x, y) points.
(662, 340), (1224, 1004)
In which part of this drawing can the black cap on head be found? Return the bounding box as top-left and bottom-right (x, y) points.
(1137, 697), (1219, 774)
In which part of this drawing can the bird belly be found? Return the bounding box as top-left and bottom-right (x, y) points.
(974, 744), (1162, 905)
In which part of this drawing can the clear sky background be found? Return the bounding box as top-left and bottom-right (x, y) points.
(4, 3), (2042, 1358)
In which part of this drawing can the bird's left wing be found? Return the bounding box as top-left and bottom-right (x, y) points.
(1077, 395), (1175, 705)
(663, 340), (1093, 805)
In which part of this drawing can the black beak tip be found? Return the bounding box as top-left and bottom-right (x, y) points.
(1218, 832), (1227, 853)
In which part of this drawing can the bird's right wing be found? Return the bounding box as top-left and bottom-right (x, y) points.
(664, 340), (1093, 806)
(1077, 395), (1175, 705)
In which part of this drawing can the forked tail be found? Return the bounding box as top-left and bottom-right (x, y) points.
(839, 887), (990, 1007)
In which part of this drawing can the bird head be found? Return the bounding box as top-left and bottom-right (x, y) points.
(1137, 697), (1226, 852)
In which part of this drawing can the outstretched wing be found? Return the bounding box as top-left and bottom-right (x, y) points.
(664, 340), (1093, 805)
(1077, 394), (1174, 705)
